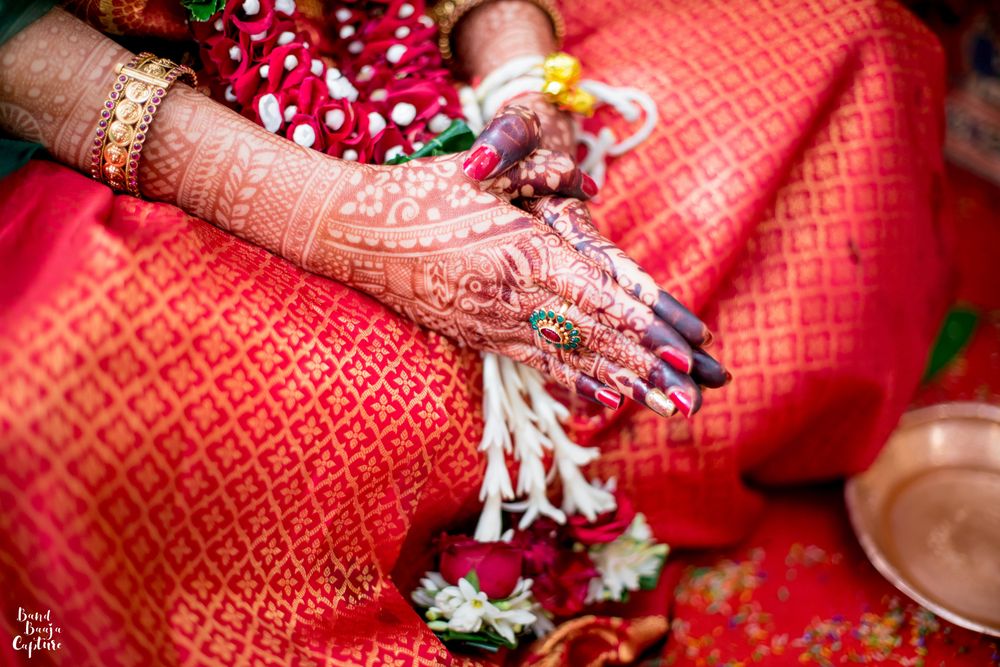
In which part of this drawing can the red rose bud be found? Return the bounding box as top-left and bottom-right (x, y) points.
(513, 521), (560, 575)
(566, 491), (637, 546)
(439, 537), (523, 599)
(530, 550), (598, 617)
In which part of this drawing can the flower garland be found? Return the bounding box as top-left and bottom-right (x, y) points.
(411, 485), (669, 651)
(189, 0), (464, 163)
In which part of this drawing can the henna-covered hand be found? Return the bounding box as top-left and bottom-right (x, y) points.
(460, 107), (730, 416)
(301, 108), (726, 417)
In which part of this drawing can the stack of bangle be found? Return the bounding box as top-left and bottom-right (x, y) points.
(90, 52), (196, 196)
(430, 0), (565, 63)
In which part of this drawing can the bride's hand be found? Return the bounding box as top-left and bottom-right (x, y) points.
(306, 108), (724, 417)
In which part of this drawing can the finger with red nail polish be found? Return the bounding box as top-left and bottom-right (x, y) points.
(595, 386), (624, 410)
(669, 388), (696, 418)
(507, 343), (625, 412)
(463, 105), (541, 181)
(486, 149), (598, 201)
(648, 361), (703, 416)
(463, 145), (502, 180)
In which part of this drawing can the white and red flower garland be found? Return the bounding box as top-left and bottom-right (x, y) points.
(191, 0), (464, 163)
(411, 485), (669, 651)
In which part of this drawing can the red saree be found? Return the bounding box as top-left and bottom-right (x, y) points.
(0, 0), (953, 665)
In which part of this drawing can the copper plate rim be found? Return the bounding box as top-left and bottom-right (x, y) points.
(844, 401), (1000, 638)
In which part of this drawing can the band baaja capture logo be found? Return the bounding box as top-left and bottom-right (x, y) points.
(11, 607), (62, 659)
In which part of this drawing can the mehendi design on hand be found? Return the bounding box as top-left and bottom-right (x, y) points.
(0, 14), (722, 417)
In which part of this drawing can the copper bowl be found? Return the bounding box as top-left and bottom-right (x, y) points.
(845, 402), (1000, 637)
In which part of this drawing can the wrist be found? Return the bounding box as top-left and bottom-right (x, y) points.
(453, 0), (557, 80)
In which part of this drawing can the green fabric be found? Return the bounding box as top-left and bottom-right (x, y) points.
(0, 139), (47, 178)
(0, 0), (57, 178)
(0, 0), (55, 46)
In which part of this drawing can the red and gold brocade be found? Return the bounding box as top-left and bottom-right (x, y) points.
(0, 0), (955, 665)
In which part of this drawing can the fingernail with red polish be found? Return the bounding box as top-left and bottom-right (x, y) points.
(724, 370), (733, 385)
(660, 346), (693, 374)
(581, 173), (599, 198)
(595, 387), (623, 410)
(702, 330), (714, 348)
(669, 389), (694, 418)
(462, 145), (501, 180)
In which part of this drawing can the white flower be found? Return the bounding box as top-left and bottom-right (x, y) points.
(428, 113), (452, 134)
(484, 603), (536, 645)
(480, 578), (538, 645)
(411, 571), (449, 609)
(412, 574), (543, 647)
(326, 69), (358, 102)
(257, 94), (282, 132)
(386, 44), (407, 64)
(443, 578), (494, 633)
(292, 124), (316, 148)
(391, 102), (417, 127)
(586, 513), (668, 604)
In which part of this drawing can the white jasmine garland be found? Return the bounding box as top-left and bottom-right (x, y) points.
(522, 372), (616, 520)
(478, 353), (616, 539)
(495, 356), (565, 529)
(473, 354), (516, 541)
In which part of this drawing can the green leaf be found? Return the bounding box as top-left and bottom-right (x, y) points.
(181, 0), (226, 22)
(384, 120), (476, 164)
(639, 552), (668, 590)
(463, 569), (480, 593)
(434, 629), (509, 652)
(923, 305), (979, 382)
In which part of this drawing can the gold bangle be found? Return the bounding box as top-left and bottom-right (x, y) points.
(430, 0), (566, 63)
(89, 52), (196, 196)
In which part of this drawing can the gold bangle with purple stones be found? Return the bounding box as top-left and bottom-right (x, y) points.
(530, 305), (582, 351)
(90, 52), (196, 196)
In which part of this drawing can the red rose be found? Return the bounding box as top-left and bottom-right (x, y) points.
(511, 519), (597, 617)
(510, 518), (560, 572)
(566, 492), (637, 546)
(530, 550), (597, 617)
(439, 537), (523, 599)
